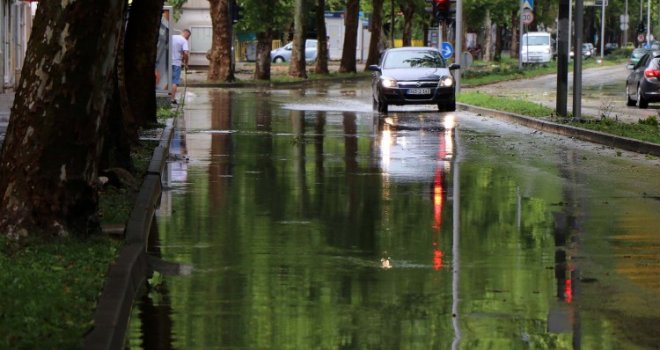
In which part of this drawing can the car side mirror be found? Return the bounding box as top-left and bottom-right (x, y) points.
(368, 65), (381, 72)
(449, 63), (460, 70)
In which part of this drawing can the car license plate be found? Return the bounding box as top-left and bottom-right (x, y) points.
(408, 88), (431, 95)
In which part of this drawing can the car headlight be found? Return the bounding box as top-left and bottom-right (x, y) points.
(381, 77), (397, 88)
(439, 76), (454, 87)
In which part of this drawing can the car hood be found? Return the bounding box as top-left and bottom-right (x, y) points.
(380, 68), (451, 81)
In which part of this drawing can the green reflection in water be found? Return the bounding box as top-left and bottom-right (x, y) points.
(126, 89), (660, 350)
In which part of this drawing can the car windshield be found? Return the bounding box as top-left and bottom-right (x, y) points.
(383, 50), (445, 69)
(523, 36), (549, 45)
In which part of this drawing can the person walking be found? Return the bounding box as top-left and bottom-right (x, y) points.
(171, 29), (191, 105)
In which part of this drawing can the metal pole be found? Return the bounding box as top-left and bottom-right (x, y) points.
(391, 0), (394, 47)
(646, 0), (650, 47)
(573, 0), (583, 121)
(0, 0), (5, 94)
(455, 0), (463, 92)
(569, 0), (572, 55)
(600, 0), (605, 58)
(624, 0), (628, 47)
(518, 0), (524, 69)
(438, 22), (443, 52)
(557, 0), (570, 116)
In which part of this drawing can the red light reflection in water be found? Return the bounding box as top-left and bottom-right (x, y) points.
(432, 132), (447, 271)
(564, 279), (573, 304)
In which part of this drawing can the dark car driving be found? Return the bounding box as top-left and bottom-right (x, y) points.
(626, 51), (660, 108)
(368, 47), (460, 113)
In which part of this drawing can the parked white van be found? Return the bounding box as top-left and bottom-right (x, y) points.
(521, 32), (553, 64)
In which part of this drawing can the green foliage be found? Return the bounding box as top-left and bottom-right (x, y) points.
(458, 91), (553, 118)
(638, 115), (658, 127)
(0, 236), (120, 349)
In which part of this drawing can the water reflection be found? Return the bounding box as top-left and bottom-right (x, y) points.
(126, 85), (660, 349)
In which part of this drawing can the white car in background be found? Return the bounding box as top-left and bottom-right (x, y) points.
(270, 39), (318, 63)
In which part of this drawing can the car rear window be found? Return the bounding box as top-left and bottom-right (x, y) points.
(384, 50), (445, 69)
(649, 57), (660, 69)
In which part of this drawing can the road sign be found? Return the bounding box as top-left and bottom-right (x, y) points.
(441, 42), (454, 59)
(522, 9), (534, 25)
(638, 33), (645, 42)
(522, 0), (533, 9)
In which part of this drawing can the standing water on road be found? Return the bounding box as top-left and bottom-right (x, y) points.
(126, 81), (660, 349)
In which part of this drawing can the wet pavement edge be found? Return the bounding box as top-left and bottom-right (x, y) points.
(458, 103), (660, 157)
(82, 119), (174, 349)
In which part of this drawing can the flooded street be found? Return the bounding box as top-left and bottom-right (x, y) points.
(126, 80), (660, 349)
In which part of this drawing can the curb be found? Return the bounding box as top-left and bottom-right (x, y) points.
(82, 119), (174, 349)
(458, 103), (660, 157)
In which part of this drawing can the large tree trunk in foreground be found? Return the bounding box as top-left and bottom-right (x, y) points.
(208, 0), (235, 81)
(289, 0), (307, 78)
(0, 0), (125, 239)
(124, 0), (165, 130)
(339, 0), (359, 73)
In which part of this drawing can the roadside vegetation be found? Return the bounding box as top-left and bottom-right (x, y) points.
(0, 119), (168, 349)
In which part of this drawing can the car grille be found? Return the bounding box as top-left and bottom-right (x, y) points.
(397, 81), (438, 88)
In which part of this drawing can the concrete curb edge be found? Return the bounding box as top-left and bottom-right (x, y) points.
(82, 119), (174, 349)
(458, 103), (660, 157)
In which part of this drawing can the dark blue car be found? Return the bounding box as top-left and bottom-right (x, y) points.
(368, 47), (460, 114)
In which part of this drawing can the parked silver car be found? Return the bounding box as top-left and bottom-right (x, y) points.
(270, 39), (318, 63)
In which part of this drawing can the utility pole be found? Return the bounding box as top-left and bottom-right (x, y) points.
(518, 0), (524, 69)
(600, 0), (605, 58)
(573, 0), (583, 121)
(455, 0), (462, 92)
(557, 0), (570, 116)
(624, 0), (628, 46)
(646, 0), (651, 47)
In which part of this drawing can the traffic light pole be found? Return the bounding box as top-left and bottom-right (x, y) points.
(454, 0), (462, 92)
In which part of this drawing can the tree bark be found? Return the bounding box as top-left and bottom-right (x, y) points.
(0, 0), (126, 238)
(339, 0), (359, 73)
(400, 1), (415, 46)
(289, 0), (307, 78)
(124, 0), (165, 129)
(254, 31), (273, 80)
(511, 10), (519, 59)
(208, 0), (235, 81)
(483, 9), (492, 62)
(365, 0), (384, 68)
(314, 0), (330, 75)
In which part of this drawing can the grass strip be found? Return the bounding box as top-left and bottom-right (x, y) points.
(458, 91), (660, 145)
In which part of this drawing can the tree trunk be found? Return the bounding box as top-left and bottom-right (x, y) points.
(511, 10), (519, 59)
(494, 24), (503, 61)
(339, 0), (359, 73)
(400, 1), (415, 46)
(483, 9), (492, 62)
(124, 0), (165, 129)
(0, 0), (126, 239)
(208, 0), (235, 81)
(365, 0), (384, 68)
(314, 0), (330, 75)
(254, 31), (273, 80)
(289, 0), (307, 78)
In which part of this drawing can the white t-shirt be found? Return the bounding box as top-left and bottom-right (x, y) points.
(171, 34), (189, 66)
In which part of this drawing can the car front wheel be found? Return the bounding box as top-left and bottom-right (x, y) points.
(626, 85), (636, 106)
(273, 57), (285, 63)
